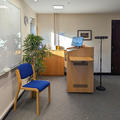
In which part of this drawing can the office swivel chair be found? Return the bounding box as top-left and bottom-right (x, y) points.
(14, 63), (51, 116)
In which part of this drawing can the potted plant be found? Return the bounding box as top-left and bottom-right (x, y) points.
(23, 34), (50, 78)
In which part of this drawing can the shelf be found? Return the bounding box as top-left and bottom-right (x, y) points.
(69, 57), (94, 62)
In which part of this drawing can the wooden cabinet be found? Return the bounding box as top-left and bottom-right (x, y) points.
(66, 47), (94, 93)
(41, 50), (64, 76)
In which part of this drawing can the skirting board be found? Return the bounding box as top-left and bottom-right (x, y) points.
(0, 90), (24, 120)
(64, 72), (112, 76)
(94, 72), (112, 75)
(94, 73), (120, 75)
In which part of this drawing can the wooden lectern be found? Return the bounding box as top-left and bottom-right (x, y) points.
(66, 47), (94, 93)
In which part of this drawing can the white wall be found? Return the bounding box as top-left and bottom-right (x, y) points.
(37, 13), (120, 73)
(37, 14), (54, 47)
(0, 0), (36, 119)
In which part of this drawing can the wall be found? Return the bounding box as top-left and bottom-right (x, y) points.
(0, 0), (36, 119)
(37, 14), (55, 48)
(37, 13), (120, 73)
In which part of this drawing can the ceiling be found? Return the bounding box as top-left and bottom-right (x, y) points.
(24, 0), (120, 14)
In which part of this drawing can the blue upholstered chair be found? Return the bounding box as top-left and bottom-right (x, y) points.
(14, 63), (51, 116)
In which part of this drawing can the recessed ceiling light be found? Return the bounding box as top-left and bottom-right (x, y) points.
(34, 0), (38, 2)
(53, 5), (64, 10)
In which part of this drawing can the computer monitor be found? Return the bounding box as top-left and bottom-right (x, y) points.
(72, 37), (83, 47)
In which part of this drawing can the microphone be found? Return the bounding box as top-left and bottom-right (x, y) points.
(95, 36), (108, 39)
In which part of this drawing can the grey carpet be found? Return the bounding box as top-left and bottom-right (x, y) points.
(5, 75), (120, 120)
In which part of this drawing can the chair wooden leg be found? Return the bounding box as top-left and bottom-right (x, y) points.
(36, 91), (40, 116)
(48, 85), (51, 103)
(14, 87), (20, 111)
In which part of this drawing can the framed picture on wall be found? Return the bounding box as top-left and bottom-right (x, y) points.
(77, 30), (92, 40)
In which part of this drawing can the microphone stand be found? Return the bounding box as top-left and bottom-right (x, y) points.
(95, 36), (108, 91)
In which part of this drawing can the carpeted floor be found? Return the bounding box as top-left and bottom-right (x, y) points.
(5, 75), (120, 120)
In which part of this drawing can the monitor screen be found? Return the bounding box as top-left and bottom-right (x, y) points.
(39, 42), (43, 50)
(72, 37), (83, 47)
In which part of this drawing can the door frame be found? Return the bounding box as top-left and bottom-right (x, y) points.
(111, 20), (120, 75)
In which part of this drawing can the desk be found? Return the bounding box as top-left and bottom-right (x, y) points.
(66, 47), (94, 93)
(41, 50), (64, 76)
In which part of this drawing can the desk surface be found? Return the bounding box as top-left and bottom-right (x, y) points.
(69, 57), (94, 62)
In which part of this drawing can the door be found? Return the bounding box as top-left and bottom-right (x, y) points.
(112, 20), (120, 74)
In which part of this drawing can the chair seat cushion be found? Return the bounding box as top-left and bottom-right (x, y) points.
(23, 80), (50, 92)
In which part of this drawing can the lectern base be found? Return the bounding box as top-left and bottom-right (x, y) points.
(96, 86), (106, 91)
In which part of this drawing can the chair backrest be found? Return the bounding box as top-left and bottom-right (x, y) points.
(17, 63), (33, 79)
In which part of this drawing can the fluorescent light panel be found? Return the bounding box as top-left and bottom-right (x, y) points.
(0, 5), (8, 8)
(0, 0), (8, 8)
(53, 5), (64, 10)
